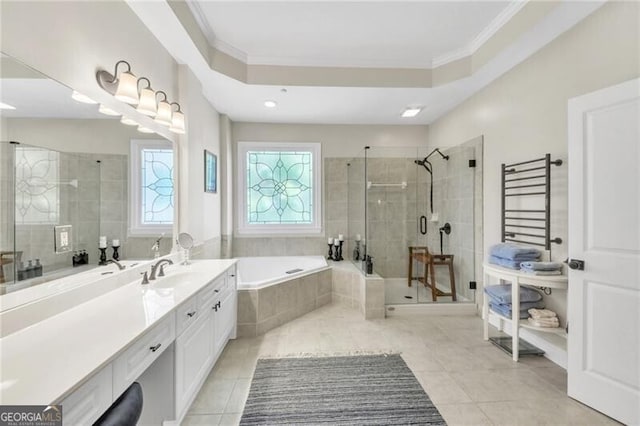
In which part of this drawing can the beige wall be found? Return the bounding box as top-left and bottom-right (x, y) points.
(427, 1), (639, 317)
(2, 2), (224, 257)
(177, 66), (222, 250)
(232, 123), (429, 158)
(429, 1), (639, 260)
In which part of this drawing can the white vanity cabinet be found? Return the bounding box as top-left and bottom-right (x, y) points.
(175, 266), (237, 420)
(61, 365), (112, 426)
(175, 309), (214, 417)
(3, 259), (238, 426)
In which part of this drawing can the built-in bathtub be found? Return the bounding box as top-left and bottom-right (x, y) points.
(235, 256), (332, 337)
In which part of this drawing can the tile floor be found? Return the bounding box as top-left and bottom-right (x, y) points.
(183, 301), (618, 426)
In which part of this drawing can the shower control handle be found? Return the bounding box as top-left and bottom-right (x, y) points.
(419, 216), (427, 235)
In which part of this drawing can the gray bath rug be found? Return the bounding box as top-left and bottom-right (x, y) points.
(239, 354), (447, 425)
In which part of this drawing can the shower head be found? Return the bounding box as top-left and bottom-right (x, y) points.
(425, 148), (449, 161)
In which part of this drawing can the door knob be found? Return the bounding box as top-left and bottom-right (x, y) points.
(567, 259), (585, 270)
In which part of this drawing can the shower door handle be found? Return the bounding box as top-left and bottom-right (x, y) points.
(419, 216), (427, 235)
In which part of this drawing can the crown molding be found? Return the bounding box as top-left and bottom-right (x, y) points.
(212, 38), (249, 64)
(432, 0), (528, 68)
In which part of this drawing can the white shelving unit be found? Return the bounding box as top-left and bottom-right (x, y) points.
(482, 262), (568, 362)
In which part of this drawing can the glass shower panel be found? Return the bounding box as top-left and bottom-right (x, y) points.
(347, 153), (365, 267)
(418, 144), (476, 303)
(364, 146), (421, 304)
(0, 142), (17, 286)
(11, 145), (100, 284)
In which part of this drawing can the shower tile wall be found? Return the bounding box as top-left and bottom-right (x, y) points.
(366, 157), (420, 278)
(425, 140), (483, 302)
(12, 151), (101, 275)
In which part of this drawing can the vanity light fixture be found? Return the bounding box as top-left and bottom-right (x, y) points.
(154, 91), (173, 126)
(264, 100), (277, 108)
(98, 105), (120, 116)
(96, 60), (138, 105)
(71, 90), (97, 104)
(97, 60), (186, 133)
(136, 77), (157, 117)
(401, 107), (422, 118)
(169, 102), (186, 134)
(0, 102), (16, 110)
(137, 126), (155, 134)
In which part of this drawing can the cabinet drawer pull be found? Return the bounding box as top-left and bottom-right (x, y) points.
(187, 311), (196, 317)
(149, 343), (162, 352)
(230, 274), (235, 277)
(214, 289), (219, 293)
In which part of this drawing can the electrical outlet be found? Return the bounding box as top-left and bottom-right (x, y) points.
(469, 281), (477, 290)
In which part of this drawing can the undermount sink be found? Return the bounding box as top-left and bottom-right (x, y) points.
(149, 271), (194, 289)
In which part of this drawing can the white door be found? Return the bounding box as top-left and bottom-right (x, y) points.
(567, 77), (640, 425)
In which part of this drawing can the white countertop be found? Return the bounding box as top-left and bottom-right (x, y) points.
(0, 259), (236, 405)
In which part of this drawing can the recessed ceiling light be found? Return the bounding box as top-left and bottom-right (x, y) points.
(264, 100), (277, 108)
(120, 117), (138, 126)
(402, 107), (422, 118)
(401, 107), (423, 118)
(0, 102), (16, 110)
(71, 90), (97, 104)
(98, 105), (120, 116)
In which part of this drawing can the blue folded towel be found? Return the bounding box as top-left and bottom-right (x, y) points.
(489, 255), (521, 269)
(489, 301), (545, 319)
(520, 261), (563, 271)
(484, 284), (543, 304)
(489, 243), (541, 261)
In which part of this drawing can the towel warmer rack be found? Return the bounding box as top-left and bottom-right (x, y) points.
(501, 153), (563, 250)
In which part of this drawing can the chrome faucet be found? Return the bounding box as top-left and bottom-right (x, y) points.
(105, 259), (126, 270)
(149, 258), (173, 280)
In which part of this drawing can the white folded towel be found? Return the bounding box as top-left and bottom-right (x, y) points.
(528, 317), (560, 328)
(528, 308), (557, 319)
(520, 270), (562, 276)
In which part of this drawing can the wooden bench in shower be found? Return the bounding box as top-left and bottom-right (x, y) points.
(407, 246), (457, 301)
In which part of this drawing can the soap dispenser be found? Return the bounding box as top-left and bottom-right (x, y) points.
(17, 261), (26, 281)
(34, 259), (43, 277)
(25, 260), (35, 279)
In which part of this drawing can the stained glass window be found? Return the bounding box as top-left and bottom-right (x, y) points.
(141, 148), (174, 224)
(246, 150), (314, 224)
(15, 147), (59, 224)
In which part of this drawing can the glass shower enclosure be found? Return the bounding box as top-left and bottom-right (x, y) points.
(347, 140), (482, 305)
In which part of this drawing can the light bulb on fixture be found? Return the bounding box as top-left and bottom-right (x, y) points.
(154, 91), (172, 126)
(99, 60), (139, 105)
(137, 126), (155, 134)
(98, 105), (120, 116)
(169, 102), (186, 134)
(71, 90), (97, 104)
(120, 117), (138, 126)
(136, 77), (157, 117)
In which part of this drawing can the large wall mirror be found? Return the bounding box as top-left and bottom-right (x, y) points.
(0, 53), (177, 300)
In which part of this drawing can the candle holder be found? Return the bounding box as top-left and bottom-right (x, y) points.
(112, 245), (120, 261)
(353, 240), (361, 261)
(99, 247), (108, 265)
(327, 243), (334, 260)
(337, 240), (344, 261)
